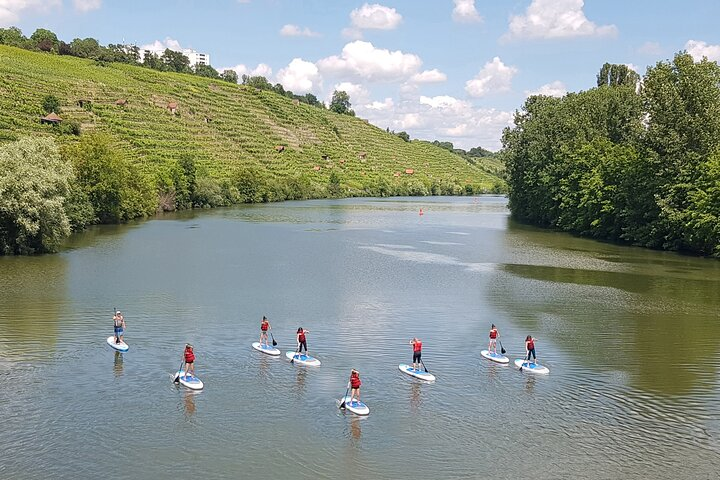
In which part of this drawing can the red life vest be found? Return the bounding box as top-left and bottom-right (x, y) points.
(527, 339), (535, 350)
(184, 348), (195, 362)
(489, 329), (497, 339)
(413, 341), (422, 352)
(298, 331), (306, 342)
(350, 373), (361, 388)
(261, 321), (268, 332)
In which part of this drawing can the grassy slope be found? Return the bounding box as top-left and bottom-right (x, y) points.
(0, 46), (504, 194)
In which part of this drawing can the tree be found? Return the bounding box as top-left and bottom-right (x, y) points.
(220, 69), (238, 84)
(303, 93), (320, 107)
(160, 49), (191, 73)
(42, 95), (61, 114)
(194, 64), (219, 78)
(329, 90), (353, 115)
(597, 63), (640, 88)
(70, 37), (102, 59)
(0, 137), (73, 254)
(395, 131), (410, 142)
(0, 27), (27, 47)
(30, 28), (59, 52)
(142, 52), (162, 70)
(241, 74), (273, 90)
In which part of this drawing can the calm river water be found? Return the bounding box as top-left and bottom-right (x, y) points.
(1, 197), (719, 479)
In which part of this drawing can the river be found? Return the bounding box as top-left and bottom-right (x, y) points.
(1, 196), (718, 479)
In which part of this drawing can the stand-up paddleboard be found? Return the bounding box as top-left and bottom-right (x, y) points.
(481, 350), (509, 364)
(339, 396), (370, 415)
(252, 342), (281, 356)
(514, 359), (549, 374)
(398, 364), (436, 381)
(286, 351), (321, 366)
(106, 336), (129, 352)
(175, 370), (204, 390)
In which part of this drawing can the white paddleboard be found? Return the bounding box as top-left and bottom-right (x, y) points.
(252, 342), (281, 356)
(398, 364), (436, 381)
(286, 351), (321, 366)
(339, 395), (370, 415)
(481, 350), (509, 364)
(106, 336), (129, 352)
(514, 359), (550, 374)
(175, 370), (204, 390)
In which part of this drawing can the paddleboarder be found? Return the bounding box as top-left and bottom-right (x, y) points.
(184, 344), (196, 377)
(488, 324), (499, 354)
(260, 316), (271, 347)
(113, 311), (125, 344)
(525, 335), (537, 364)
(410, 337), (422, 371)
(349, 369), (362, 404)
(296, 327), (309, 356)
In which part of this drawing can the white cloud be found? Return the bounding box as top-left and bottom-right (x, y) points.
(141, 37), (183, 52)
(465, 57), (517, 97)
(276, 58), (321, 94)
(452, 0), (482, 23)
(364, 98), (394, 111)
(638, 41), (662, 56)
(221, 63), (273, 79)
(73, 0), (101, 12)
(317, 40), (422, 82)
(350, 3), (401, 30)
(280, 24), (320, 38)
(625, 63), (640, 74)
(332, 82), (370, 104)
(685, 40), (720, 62)
(505, 0), (617, 40)
(410, 69), (447, 84)
(0, 0), (61, 26)
(525, 80), (567, 98)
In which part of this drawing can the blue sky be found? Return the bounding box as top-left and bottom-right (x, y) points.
(3, 0), (720, 150)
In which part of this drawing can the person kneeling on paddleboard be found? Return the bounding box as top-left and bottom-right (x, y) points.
(410, 337), (422, 371)
(525, 335), (537, 364)
(260, 316), (271, 347)
(488, 324), (499, 354)
(296, 327), (309, 356)
(349, 369), (361, 403)
(113, 311), (125, 344)
(184, 344), (196, 377)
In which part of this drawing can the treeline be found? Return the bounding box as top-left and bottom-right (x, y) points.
(0, 26), (356, 111)
(0, 135), (487, 255)
(503, 55), (720, 256)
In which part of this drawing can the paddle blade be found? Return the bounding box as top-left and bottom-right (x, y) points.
(501, 347), (506, 354)
(271, 333), (277, 346)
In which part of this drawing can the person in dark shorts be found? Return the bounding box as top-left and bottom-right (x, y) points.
(113, 311), (125, 344)
(260, 316), (271, 346)
(296, 327), (309, 356)
(410, 337), (422, 371)
(525, 335), (537, 364)
(184, 344), (196, 377)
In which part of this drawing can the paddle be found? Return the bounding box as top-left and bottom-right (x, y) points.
(113, 307), (119, 344)
(499, 340), (506, 355)
(290, 344), (300, 364)
(339, 375), (352, 410)
(420, 358), (430, 374)
(173, 358), (185, 383)
(270, 332), (277, 347)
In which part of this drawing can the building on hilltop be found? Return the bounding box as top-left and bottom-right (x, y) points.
(136, 47), (210, 67)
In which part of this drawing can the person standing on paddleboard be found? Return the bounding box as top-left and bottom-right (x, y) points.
(525, 335), (537, 364)
(260, 316), (271, 347)
(349, 369), (362, 403)
(296, 327), (309, 356)
(410, 337), (422, 371)
(113, 311), (125, 344)
(184, 344), (196, 377)
(488, 324), (499, 354)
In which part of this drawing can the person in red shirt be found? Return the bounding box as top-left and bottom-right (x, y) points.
(488, 324), (499, 354)
(525, 335), (537, 364)
(184, 344), (196, 377)
(296, 327), (309, 356)
(410, 337), (422, 371)
(349, 369), (361, 403)
(259, 316), (271, 347)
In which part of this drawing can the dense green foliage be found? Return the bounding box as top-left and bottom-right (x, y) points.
(0, 137), (73, 254)
(329, 90), (355, 116)
(503, 54), (720, 256)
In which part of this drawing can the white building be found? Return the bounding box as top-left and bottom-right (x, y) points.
(137, 47), (210, 68)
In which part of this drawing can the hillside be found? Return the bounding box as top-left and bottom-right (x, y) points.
(0, 45), (504, 196)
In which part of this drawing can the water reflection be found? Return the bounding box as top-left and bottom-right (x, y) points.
(113, 351), (123, 377)
(409, 381), (422, 413)
(183, 390), (198, 418)
(294, 367), (307, 396)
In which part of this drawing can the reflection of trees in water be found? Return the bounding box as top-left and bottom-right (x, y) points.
(0, 255), (67, 358)
(294, 367), (307, 396)
(183, 390), (197, 417)
(410, 381), (422, 413)
(492, 233), (720, 396)
(113, 351), (123, 377)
